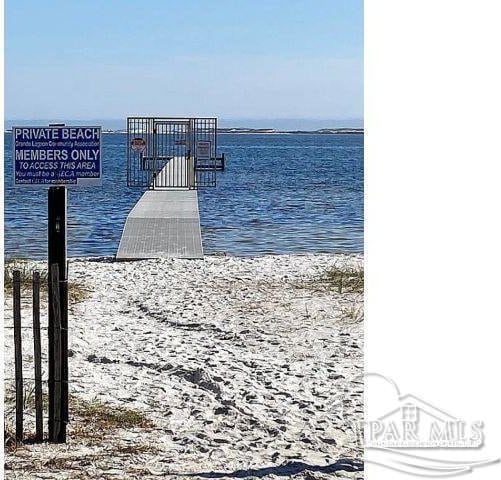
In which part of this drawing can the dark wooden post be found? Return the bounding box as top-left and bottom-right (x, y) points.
(32, 271), (43, 441)
(13, 270), (23, 442)
(50, 264), (63, 441)
(48, 187), (68, 443)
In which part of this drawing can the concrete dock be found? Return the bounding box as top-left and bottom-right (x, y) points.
(116, 160), (203, 259)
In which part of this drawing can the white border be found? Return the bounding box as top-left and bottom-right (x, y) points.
(366, 1), (501, 478)
(11, 126), (102, 187)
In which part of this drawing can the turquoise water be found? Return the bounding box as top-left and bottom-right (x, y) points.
(4, 133), (363, 258)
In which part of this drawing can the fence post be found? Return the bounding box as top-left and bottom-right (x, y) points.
(50, 264), (63, 442)
(13, 270), (23, 442)
(32, 271), (43, 441)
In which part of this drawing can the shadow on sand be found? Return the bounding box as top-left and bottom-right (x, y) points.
(183, 458), (363, 478)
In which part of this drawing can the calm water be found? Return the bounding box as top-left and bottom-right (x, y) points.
(4, 133), (363, 259)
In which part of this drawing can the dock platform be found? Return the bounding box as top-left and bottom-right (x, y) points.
(120, 116), (222, 260)
(116, 187), (203, 260)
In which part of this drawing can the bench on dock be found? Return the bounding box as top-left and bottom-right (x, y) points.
(196, 153), (225, 171)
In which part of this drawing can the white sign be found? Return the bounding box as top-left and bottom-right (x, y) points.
(130, 137), (146, 152)
(196, 140), (211, 160)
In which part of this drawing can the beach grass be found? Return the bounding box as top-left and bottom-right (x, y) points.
(4, 258), (92, 304)
(4, 427), (19, 452)
(340, 298), (364, 322)
(71, 397), (153, 432)
(4, 391), (154, 450)
(293, 263), (364, 294)
(322, 265), (364, 293)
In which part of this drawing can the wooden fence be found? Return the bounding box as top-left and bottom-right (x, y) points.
(10, 264), (64, 443)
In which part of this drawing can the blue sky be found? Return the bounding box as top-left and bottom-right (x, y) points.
(5, 0), (363, 123)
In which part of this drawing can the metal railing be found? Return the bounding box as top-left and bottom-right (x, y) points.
(127, 117), (219, 189)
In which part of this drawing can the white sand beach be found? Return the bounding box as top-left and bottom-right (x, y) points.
(4, 253), (364, 479)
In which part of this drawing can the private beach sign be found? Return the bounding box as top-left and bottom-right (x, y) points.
(13, 126), (102, 186)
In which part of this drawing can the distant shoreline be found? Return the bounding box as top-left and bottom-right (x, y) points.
(5, 127), (363, 135)
(217, 128), (363, 135)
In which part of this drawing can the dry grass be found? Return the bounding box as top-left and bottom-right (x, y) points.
(3, 384), (45, 417)
(4, 258), (92, 304)
(340, 298), (364, 323)
(5, 388), (154, 450)
(322, 266), (364, 293)
(113, 443), (160, 455)
(4, 258), (44, 290)
(71, 396), (154, 437)
(4, 427), (21, 453)
(68, 283), (92, 304)
(294, 264), (364, 294)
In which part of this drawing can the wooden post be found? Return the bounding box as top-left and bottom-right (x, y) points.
(50, 264), (63, 442)
(32, 271), (43, 441)
(13, 270), (23, 442)
(48, 187), (68, 443)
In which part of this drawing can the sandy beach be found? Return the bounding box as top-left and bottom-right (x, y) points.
(4, 253), (363, 479)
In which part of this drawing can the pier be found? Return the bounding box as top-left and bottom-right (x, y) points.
(116, 189), (203, 259)
(116, 117), (221, 260)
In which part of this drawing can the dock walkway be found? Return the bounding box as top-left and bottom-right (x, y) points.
(116, 160), (203, 259)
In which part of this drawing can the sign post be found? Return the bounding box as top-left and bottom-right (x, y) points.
(47, 186), (68, 442)
(13, 124), (102, 443)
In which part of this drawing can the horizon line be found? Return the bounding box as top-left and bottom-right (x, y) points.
(5, 116), (364, 121)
